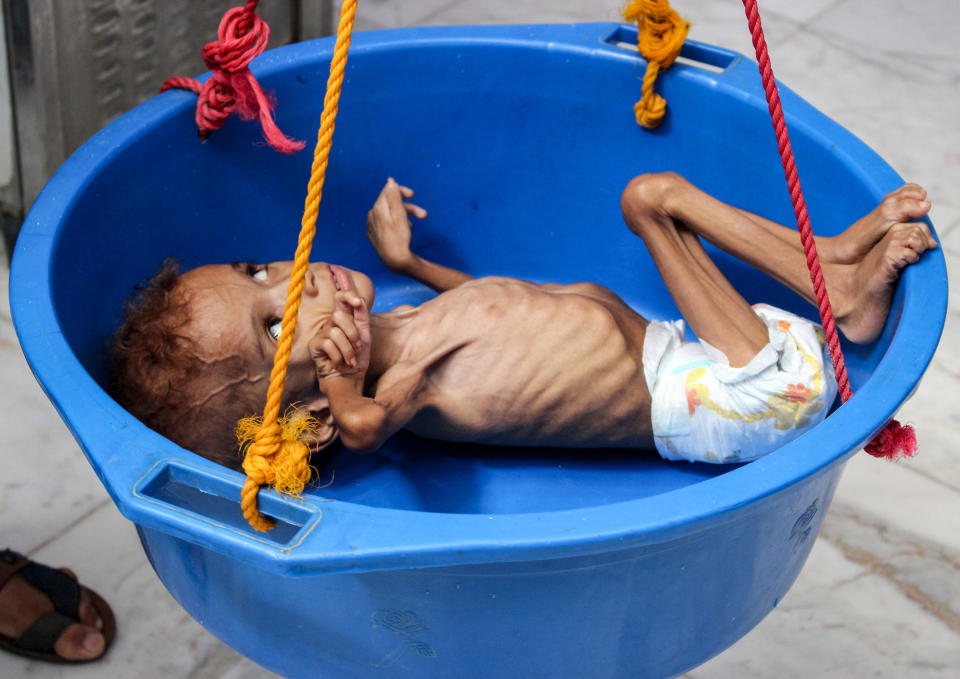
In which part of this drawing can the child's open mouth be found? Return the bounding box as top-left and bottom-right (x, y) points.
(329, 264), (352, 292)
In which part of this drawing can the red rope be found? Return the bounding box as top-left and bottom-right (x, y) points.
(741, 0), (916, 461)
(160, 0), (304, 154)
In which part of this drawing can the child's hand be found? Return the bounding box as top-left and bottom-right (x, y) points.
(366, 177), (427, 274)
(309, 291), (372, 382)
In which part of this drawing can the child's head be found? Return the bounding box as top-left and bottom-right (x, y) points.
(111, 258), (375, 468)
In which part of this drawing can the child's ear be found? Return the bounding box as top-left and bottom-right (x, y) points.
(299, 394), (339, 449)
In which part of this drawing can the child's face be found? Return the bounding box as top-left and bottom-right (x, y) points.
(176, 260), (375, 401)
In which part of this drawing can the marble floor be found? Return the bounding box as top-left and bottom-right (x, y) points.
(1, 0), (958, 677)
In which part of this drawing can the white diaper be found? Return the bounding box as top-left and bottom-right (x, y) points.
(642, 303), (838, 464)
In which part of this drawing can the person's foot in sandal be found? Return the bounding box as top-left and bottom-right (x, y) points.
(0, 549), (116, 663)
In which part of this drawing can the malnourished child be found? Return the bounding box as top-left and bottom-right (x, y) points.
(111, 173), (935, 468)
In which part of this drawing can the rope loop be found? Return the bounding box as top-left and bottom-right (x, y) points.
(623, 0), (689, 128)
(160, 0), (305, 153)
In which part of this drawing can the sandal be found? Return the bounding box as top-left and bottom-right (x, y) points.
(0, 548), (116, 664)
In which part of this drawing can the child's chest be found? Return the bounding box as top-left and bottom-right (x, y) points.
(393, 283), (651, 445)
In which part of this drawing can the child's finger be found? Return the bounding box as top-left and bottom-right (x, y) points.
(386, 178), (404, 198)
(334, 292), (371, 348)
(371, 196), (390, 224)
(404, 202), (427, 220)
(348, 298), (372, 351)
(311, 337), (343, 368)
(327, 327), (357, 367)
(335, 289), (362, 306)
(335, 290), (363, 310)
(351, 295), (369, 315)
(399, 184), (415, 199)
(331, 308), (361, 346)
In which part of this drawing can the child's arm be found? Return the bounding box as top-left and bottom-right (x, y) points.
(319, 374), (422, 452)
(367, 178), (474, 293)
(311, 292), (424, 452)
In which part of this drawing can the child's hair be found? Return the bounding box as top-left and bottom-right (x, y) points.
(110, 259), (261, 470)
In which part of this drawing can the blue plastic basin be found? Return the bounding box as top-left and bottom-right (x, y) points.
(10, 23), (947, 679)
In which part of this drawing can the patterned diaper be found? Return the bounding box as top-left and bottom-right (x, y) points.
(642, 303), (838, 464)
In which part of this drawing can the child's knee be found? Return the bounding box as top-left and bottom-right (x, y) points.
(621, 172), (685, 228)
(620, 172), (686, 220)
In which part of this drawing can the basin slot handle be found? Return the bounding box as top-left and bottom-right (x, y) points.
(134, 459), (321, 547)
(602, 25), (738, 73)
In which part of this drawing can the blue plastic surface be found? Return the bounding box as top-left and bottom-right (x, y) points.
(10, 24), (947, 679)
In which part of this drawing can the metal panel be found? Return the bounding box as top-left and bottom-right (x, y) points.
(0, 3), (18, 258)
(1, 0), (332, 254)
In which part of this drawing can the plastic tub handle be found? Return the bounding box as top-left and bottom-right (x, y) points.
(133, 459), (324, 549)
(601, 25), (740, 73)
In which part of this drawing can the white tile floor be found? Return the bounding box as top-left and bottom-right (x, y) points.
(2, 0), (958, 677)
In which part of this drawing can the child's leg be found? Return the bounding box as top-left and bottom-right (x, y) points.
(732, 183), (931, 266)
(621, 175), (771, 367)
(623, 173), (826, 308)
(621, 173), (935, 347)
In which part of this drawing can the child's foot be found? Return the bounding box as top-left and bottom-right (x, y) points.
(825, 185), (937, 344)
(823, 183), (932, 263)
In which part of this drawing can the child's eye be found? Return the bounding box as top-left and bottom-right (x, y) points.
(267, 318), (282, 341)
(246, 262), (268, 281)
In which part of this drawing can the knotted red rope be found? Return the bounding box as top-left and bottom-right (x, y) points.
(741, 0), (916, 461)
(160, 0), (304, 153)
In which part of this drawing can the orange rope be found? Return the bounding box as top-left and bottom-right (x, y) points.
(623, 0), (689, 128)
(239, 0), (358, 532)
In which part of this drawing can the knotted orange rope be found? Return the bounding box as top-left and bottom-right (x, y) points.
(237, 407), (319, 497)
(623, 0), (690, 128)
(239, 0), (358, 532)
